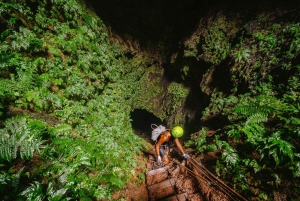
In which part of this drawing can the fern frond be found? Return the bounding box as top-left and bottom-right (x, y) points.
(11, 167), (24, 188)
(4, 116), (27, 133)
(46, 182), (68, 201)
(50, 124), (72, 136)
(291, 117), (300, 125)
(20, 181), (44, 201)
(240, 117), (266, 139)
(58, 171), (69, 184)
(234, 104), (270, 116)
(245, 113), (268, 125)
(0, 116), (45, 161)
(47, 93), (63, 109)
(0, 79), (12, 94)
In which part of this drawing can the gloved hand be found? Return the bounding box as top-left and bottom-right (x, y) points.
(182, 153), (190, 159)
(157, 156), (162, 165)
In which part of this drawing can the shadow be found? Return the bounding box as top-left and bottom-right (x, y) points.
(130, 109), (165, 142)
(86, 0), (203, 51)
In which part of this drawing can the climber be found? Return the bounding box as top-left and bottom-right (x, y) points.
(155, 126), (190, 165)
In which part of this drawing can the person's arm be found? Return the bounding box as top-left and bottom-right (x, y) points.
(174, 138), (190, 159)
(174, 138), (185, 154)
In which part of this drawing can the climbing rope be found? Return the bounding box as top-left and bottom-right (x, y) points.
(189, 158), (247, 201)
(172, 148), (247, 201)
(173, 160), (210, 183)
(184, 157), (247, 201)
(174, 160), (236, 200)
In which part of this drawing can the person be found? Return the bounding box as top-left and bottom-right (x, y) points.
(155, 126), (190, 165)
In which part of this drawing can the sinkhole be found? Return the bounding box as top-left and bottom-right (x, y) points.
(130, 109), (165, 142)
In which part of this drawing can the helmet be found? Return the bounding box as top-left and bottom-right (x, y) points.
(171, 126), (184, 138)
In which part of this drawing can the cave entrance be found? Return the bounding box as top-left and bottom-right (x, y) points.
(130, 109), (164, 142)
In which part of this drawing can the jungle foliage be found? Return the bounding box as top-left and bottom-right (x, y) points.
(0, 0), (148, 200)
(184, 13), (300, 200)
(1, 0), (300, 200)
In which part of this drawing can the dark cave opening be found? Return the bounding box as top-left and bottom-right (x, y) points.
(86, 0), (203, 53)
(130, 109), (165, 142)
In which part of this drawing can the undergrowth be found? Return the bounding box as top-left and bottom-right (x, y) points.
(184, 14), (300, 200)
(0, 0), (147, 200)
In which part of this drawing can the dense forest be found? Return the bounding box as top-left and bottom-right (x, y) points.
(0, 0), (300, 200)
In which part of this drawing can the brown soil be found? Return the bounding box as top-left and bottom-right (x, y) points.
(5, 105), (61, 126)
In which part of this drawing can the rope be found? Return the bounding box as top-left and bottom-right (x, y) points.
(172, 148), (247, 201)
(172, 160), (236, 200)
(173, 160), (210, 183)
(187, 157), (248, 201)
(188, 159), (237, 201)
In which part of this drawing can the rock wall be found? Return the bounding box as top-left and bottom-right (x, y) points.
(87, 0), (300, 133)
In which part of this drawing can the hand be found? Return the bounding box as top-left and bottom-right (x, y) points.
(182, 153), (190, 159)
(157, 156), (162, 164)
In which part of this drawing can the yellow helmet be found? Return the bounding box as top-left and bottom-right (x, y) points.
(171, 126), (184, 138)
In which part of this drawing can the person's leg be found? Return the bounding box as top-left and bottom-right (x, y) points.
(161, 145), (171, 165)
(159, 145), (165, 157)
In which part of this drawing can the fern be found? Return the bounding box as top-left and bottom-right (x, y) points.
(9, 27), (42, 52)
(221, 141), (239, 168)
(23, 87), (63, 111)
(234, 103), (270, 116)
(20, 177), (70, 201)
(233, 103), (268, 139)
(258, 132), (295, 167)
(243, 123), (266, 140)
(46, 137), (91, 186)
(0, 172), (10, 185)
(50, 124), (72, 136)
(245, 113), (268, 125)
(46, 182), (68, 201)
(0, 79), (17, 97)
(11, 167), (24, 188)
(0, 116), (45, 162)
(0, 0), (146, 200)
(20, 181), (44, 201)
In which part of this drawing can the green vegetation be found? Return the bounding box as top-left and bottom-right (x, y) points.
(184, 14), (300, 200)
(0, 117), (45, 162)
(0, 0), (148, 200)
(164, 83), (189, 120)
(1, 0), (299, 200)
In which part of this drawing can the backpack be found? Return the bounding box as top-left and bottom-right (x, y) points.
(151, 124), (166, 141)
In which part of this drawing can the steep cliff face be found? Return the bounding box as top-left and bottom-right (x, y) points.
(88, 1), (300, 200)
(1, 0), (299, 200)
(88, 0), (300, 130)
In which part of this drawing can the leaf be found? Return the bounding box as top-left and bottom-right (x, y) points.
(279, 141), (295, 162)
(51, 124), (72, 135)
(131, 162), (137, 168)
(46, 182), (68, 201)
(0, 117), (45, 161)
(109, 177), (124, 189)
(291, 117), (300, 125)
(269, 148), (280, 167)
